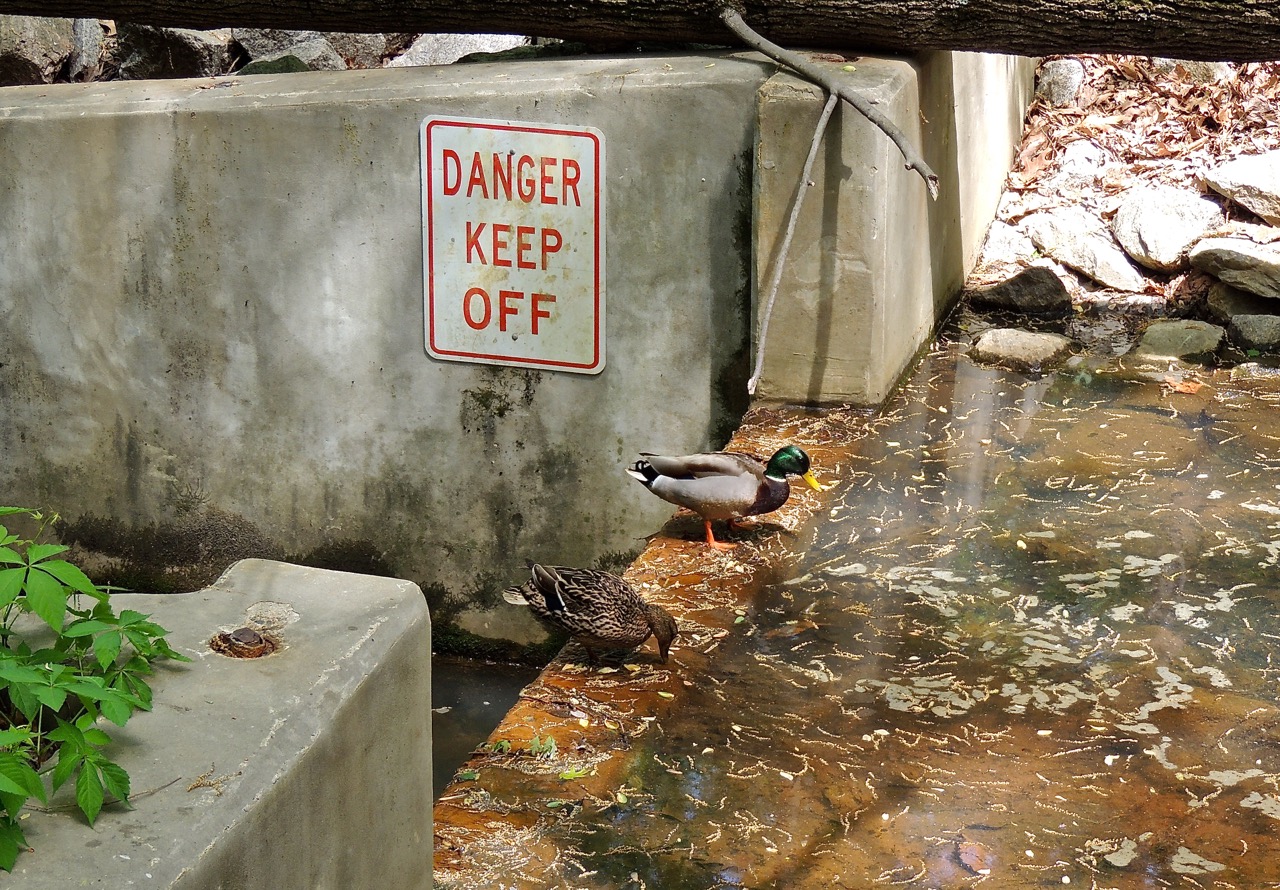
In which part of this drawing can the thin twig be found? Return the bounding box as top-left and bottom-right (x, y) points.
(719, 7), (940, 199)
(748, 92), (839, 396)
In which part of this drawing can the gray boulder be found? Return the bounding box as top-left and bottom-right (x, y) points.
(1130, 319), (1225, 362)
(1036, 58), (1085, 107)
(327, 32), (408, 68)
(387, 33), (527, 67)
(1207, 280), (1273, 322)
(67, 18), (103, 82)
(978, 219), (1037, 269)
(1203, 151), (1280, 225)
(968, 266), (1072, 317)
(1022, 206), (1147, 292)
(1111, 184), (1224, 272)
(0, 15), (73, 85)
(1189, 237), (1280, 300)
(1206, 282), (1280, 351)
(1043, 139), (1114, 192)
(1231, 314), (1280, 352)
(1153, 58), (1234, 84)
(233, 29), (346, 71)
(116, 25), (231, 79)
(968, 328), (1076, 372)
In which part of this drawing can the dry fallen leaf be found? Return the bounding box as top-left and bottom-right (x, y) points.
(1164, 376), (1204, 394)
(957, 840), (996, 875)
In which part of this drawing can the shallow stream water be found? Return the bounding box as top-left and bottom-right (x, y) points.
(529, 334), (1280, 888)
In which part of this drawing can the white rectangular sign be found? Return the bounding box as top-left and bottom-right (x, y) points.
(421, 116), (605, 374)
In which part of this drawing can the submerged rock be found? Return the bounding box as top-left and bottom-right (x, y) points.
(1189, 237), (1280, 300)
(968, 266), (1072, 317)
(968, 328), (1075, 372)
(1111, 184), (1224, 272)
(1130, 319), (1225, 362)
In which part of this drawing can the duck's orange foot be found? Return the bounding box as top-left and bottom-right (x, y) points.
(704, 520), (738, 551)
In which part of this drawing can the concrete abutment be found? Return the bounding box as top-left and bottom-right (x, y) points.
(0, 50), (1033, 649)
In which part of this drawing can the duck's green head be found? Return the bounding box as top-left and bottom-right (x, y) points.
(765, 445), (824, 491)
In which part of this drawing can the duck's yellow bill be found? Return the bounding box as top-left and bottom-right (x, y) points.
(802, 470), (825, 492)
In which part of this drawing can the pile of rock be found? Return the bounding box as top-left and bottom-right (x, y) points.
(0, 14), (528, 85)
(966, 57), (1280, 372)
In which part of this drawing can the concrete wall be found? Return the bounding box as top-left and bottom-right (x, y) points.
(0, 55), (771, 647)
(753, 52), (1035, 405)
(0, 51), (1032, 648)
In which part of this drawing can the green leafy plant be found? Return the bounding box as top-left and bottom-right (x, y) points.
(0, 508), (188, 871)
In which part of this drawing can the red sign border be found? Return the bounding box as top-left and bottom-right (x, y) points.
(421, 117), (605, 373)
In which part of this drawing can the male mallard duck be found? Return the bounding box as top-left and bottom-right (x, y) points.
(626, 444), (822, 551)
(503, 564), (679, 664)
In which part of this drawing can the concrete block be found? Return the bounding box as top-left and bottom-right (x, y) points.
(0, 56), (772, 644)
(753, 52), (1034, 405)
(7, 559), (431, 890)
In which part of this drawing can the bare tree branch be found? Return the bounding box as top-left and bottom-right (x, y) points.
(719, 8), (939, 197)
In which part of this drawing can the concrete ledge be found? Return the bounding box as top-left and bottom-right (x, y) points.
(432, 405), (857, 886)
(754, 52), (1034, 405)
(8, 559), (431, 890)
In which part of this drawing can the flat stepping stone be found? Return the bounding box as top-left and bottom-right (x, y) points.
(968, 328), (1075, 372)
(1130, 319), (1225, 362)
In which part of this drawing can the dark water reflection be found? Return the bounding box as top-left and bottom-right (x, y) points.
(560, 341), (1280, 888)
(433, 656), (540, 799)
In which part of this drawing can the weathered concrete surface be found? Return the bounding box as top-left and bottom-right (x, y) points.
(753, 52), (1035, 405)
(0, 55), (769, 646)
(0, 50), (1032, 646)
(8, 559), (431, 889)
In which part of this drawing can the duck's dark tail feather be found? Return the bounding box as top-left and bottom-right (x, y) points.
(626, 459), (658, 486)
(531, 564), (568, 613)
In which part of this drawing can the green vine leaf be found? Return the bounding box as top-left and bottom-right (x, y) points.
(0, 568), (25, 608)
(0, 755), (43, 803)
(75, 763), (105, 826)
(0, 820), (25, 872)
(34, 560), (101, 599)
(23, 570), (68, 629)
(25, 543), (68, 564)
(98, 760), (131, 803)
(0, 508), (184, 869)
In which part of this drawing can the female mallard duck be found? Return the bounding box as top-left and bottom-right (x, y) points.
(626, 444), (822, 551)
(503, 564), (679, 664)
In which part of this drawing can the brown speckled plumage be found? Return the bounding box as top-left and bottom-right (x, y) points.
(503, 564), (679, 664)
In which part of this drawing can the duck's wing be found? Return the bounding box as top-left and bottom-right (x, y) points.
(639, 451), (765, 480)
(648, 471), (766, 520)
(532, 565), (639, 618)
